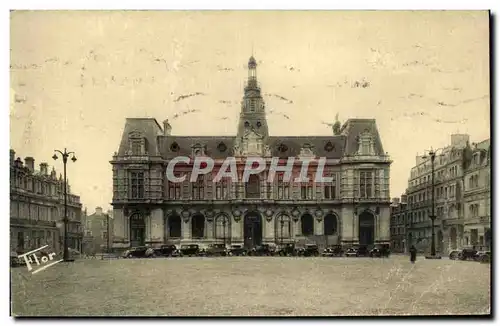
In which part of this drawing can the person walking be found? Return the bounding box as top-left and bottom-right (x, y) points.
(410, 245), (417, 263)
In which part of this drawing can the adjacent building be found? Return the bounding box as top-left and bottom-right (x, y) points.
(10, 149), (84, 254)
(82, 207), (114, 254)
(405, 135), (491, 253)
(110, 56), (392, 250)
(462, 139), (491, 249)
(389, 195), (408, 253)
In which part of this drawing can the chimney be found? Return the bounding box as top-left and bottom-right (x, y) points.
(95, 207), (103, 215)
(39, 162), (48, 175)
(10, 149), (15, 166)
(24, 157), (34, 172)
(15, 157), (23, 168)
(163, 119), (172, 136)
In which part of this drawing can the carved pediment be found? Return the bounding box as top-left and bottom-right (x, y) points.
(355, 129), (376, 156)
(299, 143), (315, 158)
(129, 130), (142, 139)
(241, 129), (264, 156)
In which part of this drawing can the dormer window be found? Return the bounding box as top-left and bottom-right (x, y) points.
(128, 131), (147, 156)
(192, 144), (205, 157)
(356, 130), (375, 156)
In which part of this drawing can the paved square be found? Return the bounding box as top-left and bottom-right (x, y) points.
(11, 256), (490, 316)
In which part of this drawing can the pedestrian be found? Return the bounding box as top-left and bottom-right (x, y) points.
(410, 245), (417, 263)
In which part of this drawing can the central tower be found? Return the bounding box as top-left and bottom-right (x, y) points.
(236, 56), (269, 138)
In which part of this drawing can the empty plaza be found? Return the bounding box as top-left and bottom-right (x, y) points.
(11, 256), (490, 316)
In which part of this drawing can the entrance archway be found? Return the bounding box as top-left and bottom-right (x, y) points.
(130, 213), (145, 247)
(301, 214), (314, 236)
(450, 227), (457, 250)
(359, 211), (375, 246)
(168, 214), (181, 238)
(191, 214), (205, 239)
(324, 214), (338, 235)
(244, 211), (263, 248)
(215, 214), (231, 244)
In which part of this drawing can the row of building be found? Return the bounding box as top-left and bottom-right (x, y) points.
(9, 149), (114, 256)
(390, 134), (491, 254)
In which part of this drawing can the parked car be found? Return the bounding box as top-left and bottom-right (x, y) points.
(449, 249), (461, 260)
(345, 247), (358, 257)
(356, 246), (370, 257)
(370, 245), (391, 258)
(153, 245), (179, 257)
(458, 247), (478, 261)
(206, 244), (228, 257)
(10, 251), (20, 267)
(179, 244), (200, 257)
(322, 245), (344, 257)
(277, 243), (297, 256)
(228, 245), (247, 256)
(476, 250), (491, 263)
(298, 244), (319, 257)
(249, 244), (274, 256)
(122, 247), (154, 258)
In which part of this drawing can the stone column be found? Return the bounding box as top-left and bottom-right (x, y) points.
(315, 217), (323, 236)
(149, 208), (164, 245)
(206, 219), (214, 240)
(231, 217), (242, 242)
(182, 217), (191, 241)
(341, 206), (354, 243)
(264, 216), (274, 242)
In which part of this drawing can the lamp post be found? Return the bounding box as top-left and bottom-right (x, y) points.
(422, 148), (442, 259)
(222, 216), (227, 248)
(280, 219), (284, 247)
(52, 148), (77, 262)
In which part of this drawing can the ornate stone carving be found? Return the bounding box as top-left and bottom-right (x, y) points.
(265, 209), (273, 217)
(181, 209), (190, 220)
(264, 144), (272, 157)
(315, 208), (323, 217)
(291, 207), (300, 218)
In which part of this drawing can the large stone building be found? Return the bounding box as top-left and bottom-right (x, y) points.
(389, 195), (408, 253)
(110, 56), (392, 250)
(82, 207), (114, 254)
(405, 135), (491, 253)
(462, 139), (491, 249)
(10, 150), (84, 254)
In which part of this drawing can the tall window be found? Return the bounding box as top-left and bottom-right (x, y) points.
(301, 174), (313, 200)
(130, 172), (145, 199)
(216, 178), (229, 200)
(168, 172), (182, 200)
(324, 173), (337, 199)
(192, 176), (205, 200)
(359, 171), (373, 198)
(277, 173), (290, 199)
(245, 175), (260, 199)
(131, 141), (141, 155)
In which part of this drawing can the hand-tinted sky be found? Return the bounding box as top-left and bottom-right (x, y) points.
(10, 11), (490, 212)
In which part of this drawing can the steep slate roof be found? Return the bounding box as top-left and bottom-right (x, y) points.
(119, 118), (386, 160)
(340, 119), (385, 156)
(117, 118), (163, 156)
(158, 136), (237, 159)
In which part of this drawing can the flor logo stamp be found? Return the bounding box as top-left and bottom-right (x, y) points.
(17, 245), (63, 275)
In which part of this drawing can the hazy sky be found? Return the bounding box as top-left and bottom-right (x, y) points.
(10, 11), (490, 212)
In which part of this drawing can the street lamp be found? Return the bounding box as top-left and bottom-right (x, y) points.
(422, 148), (443, 259)
(222, 216), (227, 248)
(280, 218), (284, 247)
(53, 148), (77, 262)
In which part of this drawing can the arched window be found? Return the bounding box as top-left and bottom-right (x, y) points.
(324, 214), (338, 235)
(301, 214), (314, 236)
(191, 214), (205, 238)
(214, 215), (230, 240)
(168, 215), (181, 238)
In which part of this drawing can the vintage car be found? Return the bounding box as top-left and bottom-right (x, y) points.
(369, 245), (391, 258)
(322, 245), (344, 257)
(248, 244), (274, 256)
(122, 246), (154, 258)
(228, 245), (247, 256)
(205, 244), (228, 257)
(153, 245), (179, 257)
(356, 246), (370, 257)
(449, 249), (461, 260)
(458, 247), (478, 261)
(179, 244), (200, 257)
(10, 251), (20, 267)
(277, 243), (297, 256)
(476, 250), (491, 263)
(345, 247), (358, 257)
(298, 244), (320, 257)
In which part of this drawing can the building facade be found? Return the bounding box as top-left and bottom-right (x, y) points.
(405, 135), (491, 253)
(462, 139), (491, 249)
(82, 207), (114, 254)
(389, 195), (408, 253)
(10, 150), (84, 254)
(110, 56), (392, 250)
